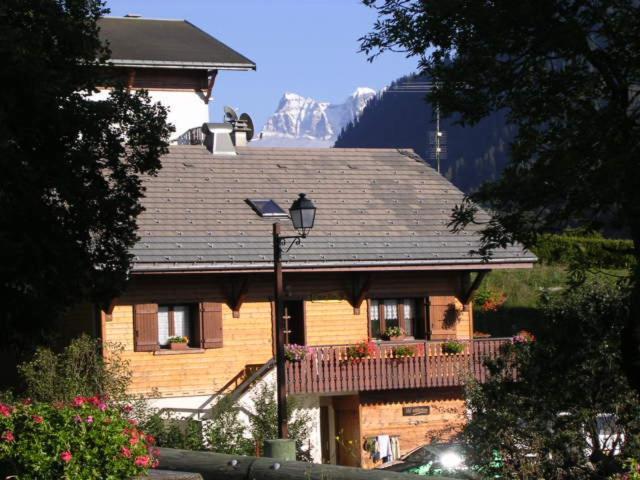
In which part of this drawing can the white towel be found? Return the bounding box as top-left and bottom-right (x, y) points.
(377, 435), (392, 460)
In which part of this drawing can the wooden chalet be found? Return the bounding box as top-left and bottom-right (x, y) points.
(66, 17), (536, 468)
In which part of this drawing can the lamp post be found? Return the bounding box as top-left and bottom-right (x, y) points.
(273, 193), (316, 439)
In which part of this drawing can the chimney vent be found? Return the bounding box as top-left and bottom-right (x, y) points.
(201, 123), (236, 155)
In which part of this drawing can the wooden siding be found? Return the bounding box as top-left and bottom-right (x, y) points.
(305, 300), (368, 346)
(429, 296), (472, 340)
(101, 269), (476, 397)
(104, 302), (273, 396)
(359, 388), (467, 469)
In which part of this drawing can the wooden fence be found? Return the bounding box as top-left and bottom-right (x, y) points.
(285, 338), (510, 394)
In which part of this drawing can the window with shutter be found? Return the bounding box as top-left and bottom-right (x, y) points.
(199, 302), (223, 349)
(368, 298), (423, 339)
(133, 303), (159, 352)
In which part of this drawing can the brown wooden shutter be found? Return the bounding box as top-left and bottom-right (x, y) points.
(133, 303), (159, 352)
(200, 302), (223, 349)
(428, 296), (458, 340)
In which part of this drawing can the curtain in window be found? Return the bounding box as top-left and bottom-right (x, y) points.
(384, 299), (399, 329)
(158, 306), (169, 346)
(173, 306), (190, 338)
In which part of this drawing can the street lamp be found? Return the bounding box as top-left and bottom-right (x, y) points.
(273, 193), (316, 439)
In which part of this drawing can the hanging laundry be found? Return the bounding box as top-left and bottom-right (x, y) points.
(376, 434), (393, 462)
(390, 436), (401, 461)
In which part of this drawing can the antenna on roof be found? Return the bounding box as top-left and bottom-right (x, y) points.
(387, 79), (446, 173)
(224, 106), (238, 123)
(239, 113), (255, 142)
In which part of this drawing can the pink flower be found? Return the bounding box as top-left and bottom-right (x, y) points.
(146, 434), (156, 445)
(0, 404), (12, 417)
(86, 415), (94, 424)
(60, 450), (73, 463)
(152, 459), (160, 469)
(134, 455), (150, 467)
(32, 415), (44, 424)
(130, 436), (139, 446)
(98, 402), (107, 411)
(2, 431), (15, 442)
(72, 396), (85, 407)
(123, 404), (133, 413)
(128, 418), (139, 426)
(121, 446), (132, 458)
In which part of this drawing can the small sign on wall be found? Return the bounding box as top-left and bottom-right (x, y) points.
(402, 406), (431, 416)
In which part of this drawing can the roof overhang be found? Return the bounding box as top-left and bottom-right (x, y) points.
(107, 59), (256, 71)
(130, 257), (536, 275)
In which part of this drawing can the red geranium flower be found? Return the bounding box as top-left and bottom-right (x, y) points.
(32, 415), (44, 424)
(121, 446), (132, 458)
(134, 455), (150, 467)
(60, 450), (73, 463)
(2, 431), (15, 442)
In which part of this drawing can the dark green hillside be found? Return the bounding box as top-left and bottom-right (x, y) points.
(335, 75), (514, 193)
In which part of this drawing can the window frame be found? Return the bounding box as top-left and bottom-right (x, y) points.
(158, 303), (197, 348)
(368, 297), (421, 339)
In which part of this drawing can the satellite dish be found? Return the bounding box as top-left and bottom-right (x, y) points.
(224, 106), (238, 123)
(239, 113), (254, 141)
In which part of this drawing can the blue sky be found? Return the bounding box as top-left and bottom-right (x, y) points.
(104, 0), (418, 130)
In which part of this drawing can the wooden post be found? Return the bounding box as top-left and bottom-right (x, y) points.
(273, 223), (289, 439)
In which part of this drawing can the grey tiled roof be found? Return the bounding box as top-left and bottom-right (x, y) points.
(98, 17), (255, 70)
(132, 146), (536, 271)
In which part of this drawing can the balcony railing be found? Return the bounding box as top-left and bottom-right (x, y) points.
(285, 338), (510, 394)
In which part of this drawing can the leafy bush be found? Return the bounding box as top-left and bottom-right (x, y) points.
(532, 233), (635, 269)
(142, 413), (204, 452)
(441, 340), (465, 354)
(464, 282), (640, 479)
(205, 395), (253, 455)
(474, 288), (507, 312)
(17, 335), (131, 404)
(0, 396), (158, 479)
(249, 383), (313, 461)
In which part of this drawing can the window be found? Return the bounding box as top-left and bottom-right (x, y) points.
(368, 298), (421, 338)
(133, 302), (223, 352)
(158, 305), (192, 347)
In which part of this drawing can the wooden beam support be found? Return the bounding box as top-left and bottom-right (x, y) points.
(226, 276), (249, 318)
(349, 273), (371, 315)
(204, 70), (218, 104)
(460, 270), (489, 310)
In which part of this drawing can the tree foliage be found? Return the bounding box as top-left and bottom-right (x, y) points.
(464, 282), (640, 479)
(17, 335), (131, 404)
(360, 0), (640, 391)
(0, 0), (172, 346)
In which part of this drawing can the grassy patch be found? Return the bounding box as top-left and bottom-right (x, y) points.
(473, 265), (628, 337)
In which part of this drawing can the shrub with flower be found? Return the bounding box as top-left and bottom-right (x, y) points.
(512, 330), (536, 344)
(381, 326), (405, 340)
(474, 288), (508, 312)
(284, 344), (309, 362)
(346, 340), (378, 360)
(0, 396), (158, 479)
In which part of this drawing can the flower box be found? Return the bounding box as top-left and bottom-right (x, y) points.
(169, 342), (188, 350)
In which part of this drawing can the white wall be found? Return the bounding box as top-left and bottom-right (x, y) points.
(89, 89), (209, 142)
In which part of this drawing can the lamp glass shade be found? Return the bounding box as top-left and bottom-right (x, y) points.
(289, 193), (316, 233)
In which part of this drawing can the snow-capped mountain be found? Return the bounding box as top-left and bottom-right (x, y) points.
(250, 87), (376, 148)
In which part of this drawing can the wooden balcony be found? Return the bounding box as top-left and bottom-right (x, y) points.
(285, 338), (510, 395)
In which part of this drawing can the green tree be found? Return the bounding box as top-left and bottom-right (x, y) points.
(0, 0), (172, 347)
(17, 335), (131, 403)
(463, 283), (640, 479)
(360, 0), (640, 391)
(205, 395), (253, 455)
